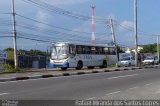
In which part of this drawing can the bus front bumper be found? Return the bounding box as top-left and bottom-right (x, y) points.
(48, 63), (69, 68)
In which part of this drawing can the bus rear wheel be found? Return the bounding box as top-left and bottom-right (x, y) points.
(76, 61), (83, 70)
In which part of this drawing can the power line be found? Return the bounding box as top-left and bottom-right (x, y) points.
(16, 23), (89, 37)
(0, 31), (12, 34)
(17, 36), (52, 42)
(16, 30), (111, 44)
(0, 13), (12, 15)
(17, 31), (89, 43)
(115, 20), (155, 36)
(16, 23), (95, 41)
(16, 14), (107, 36)
(22, 0), (109, 24)
(16, 24), (112, 43)
(0, 35), (12, 38)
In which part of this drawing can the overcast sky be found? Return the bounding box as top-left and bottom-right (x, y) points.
(0, 0), (160, 50)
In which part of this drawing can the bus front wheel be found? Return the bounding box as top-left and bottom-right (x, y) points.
(76, 61), (83, 70)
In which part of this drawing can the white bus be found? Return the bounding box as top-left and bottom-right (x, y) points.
(49, 42), (118, 70)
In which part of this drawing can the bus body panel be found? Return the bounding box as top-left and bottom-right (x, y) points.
(49, 54), (106, 68)
(49, 42), (118, 69)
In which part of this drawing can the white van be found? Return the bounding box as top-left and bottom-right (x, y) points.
(117, 56), (135, 67)
(142, 56), (159, 65)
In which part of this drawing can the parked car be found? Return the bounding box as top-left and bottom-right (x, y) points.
(117, 56), (135, 67)
(142, 56), (159, 65)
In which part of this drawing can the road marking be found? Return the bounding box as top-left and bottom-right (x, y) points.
(0, 93), (9, 96)
(144, 83), (152, 86)
(129, 86), (139, 90)
(87, 97), (96, 100)
(105, 91), (121, 96)
(107, 74), (138, 80)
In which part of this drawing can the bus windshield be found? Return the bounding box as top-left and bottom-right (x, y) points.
(120, 57), (130, 61)
(51, 46), (68, 60)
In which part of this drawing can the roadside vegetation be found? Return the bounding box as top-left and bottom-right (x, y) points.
(107, 64), (117, 68)
(2, 63), (21, 73)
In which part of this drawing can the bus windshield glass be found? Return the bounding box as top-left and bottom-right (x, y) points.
(120, 57), (130, 61)
(51, 46), (68, 60)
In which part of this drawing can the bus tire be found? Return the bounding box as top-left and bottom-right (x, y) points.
(87, 66), (94, 69)
(61, 67), (67, 71)
(100, 60), (107, 68)
(76, 61), (83, 70)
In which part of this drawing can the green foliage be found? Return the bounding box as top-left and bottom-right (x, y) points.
(116, 45), (125, 53)
(3, 64), (21, 73)
(108, 64), (116, 68)
(28, 49), (46, 55)
(7, 51), (14, 60)
(4, 48), (14, 51)
(4, 48), (47, 56)
(3, 64), (15, 73)
(17, 49), (28, 55)
(140, 44), (159, 53)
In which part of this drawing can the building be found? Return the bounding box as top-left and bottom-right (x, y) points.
(0, 50), (7, 71)
(18, 54), (46, 68)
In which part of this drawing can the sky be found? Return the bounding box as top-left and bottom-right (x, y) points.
(0, 0), (160, 51)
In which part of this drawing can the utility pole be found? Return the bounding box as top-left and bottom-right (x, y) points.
(157, 35), (160, 63)
(12, 0), (18, 69)
(134, 0), (138, 67)
(110, 18), (119, 61)
(91, 0), (96, 44)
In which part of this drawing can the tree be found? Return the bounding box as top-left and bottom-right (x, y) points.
(4, 48), (14, 60)
(28, 49), (46, 56)
(116, 45), (125, 53)
(3, 48), (47, 60)
(17, 49), (28, 55)
(4, 48), (14, 51)
(140, 44), (158, 53)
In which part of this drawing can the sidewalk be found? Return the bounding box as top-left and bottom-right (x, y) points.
(0, 65), (159, 82)
(0, 67), (115, 79)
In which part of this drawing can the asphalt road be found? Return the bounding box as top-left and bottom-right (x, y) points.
(0, 67), (160, 100)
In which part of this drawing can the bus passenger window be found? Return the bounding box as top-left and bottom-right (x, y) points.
(97, 47), (103, 54)
(91, 47), (98, 54)
(84, 46), (91, 54)
(104, 47), (110, 55)
(110, 48), (116, 55)
(76, 46), (83, 54)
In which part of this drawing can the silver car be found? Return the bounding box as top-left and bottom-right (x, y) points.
(117, 56), (135, 67)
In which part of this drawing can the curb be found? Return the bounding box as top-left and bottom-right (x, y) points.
(0, 65), (159, 82)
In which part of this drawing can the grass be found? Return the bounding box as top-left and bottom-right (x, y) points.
(107, 64), (117, 68)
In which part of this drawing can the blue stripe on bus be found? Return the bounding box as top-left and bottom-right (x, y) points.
(48, 63), (69, 68)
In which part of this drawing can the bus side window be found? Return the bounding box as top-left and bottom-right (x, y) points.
(104, 47), (110, 55)
(69, 46), (76, 54)
(98, 47), (103, 54)
(84, 46), (90, 54)
(110, 47), (116, 55)
(76, 45), (83, 54)
(91, 47), (98, 54)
